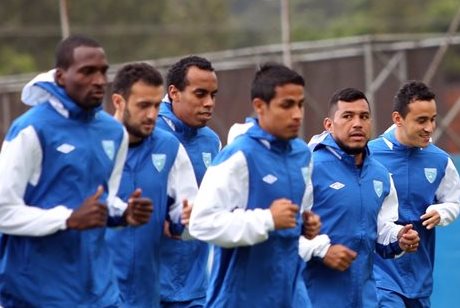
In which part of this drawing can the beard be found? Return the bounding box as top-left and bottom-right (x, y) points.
(334, 138), (367, 155)
(125, 122), (152, 140)
(123, 109), (154, 141)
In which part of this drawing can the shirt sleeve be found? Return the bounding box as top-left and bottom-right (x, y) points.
(301, 160), (314, 213)
(298, 234), (331, 261)
(426, 158), (460, 226)
(0, 126), (73, 236)
(189, 150), (275, 248)
(375, 175), (404, 258)
(167, 143), (199, 223)
(106, 129), (129, 217)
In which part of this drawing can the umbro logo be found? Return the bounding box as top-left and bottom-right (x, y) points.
(56, 143), (75, 154)
(329, 182), (345, 190)
(263, 174), (278, 184)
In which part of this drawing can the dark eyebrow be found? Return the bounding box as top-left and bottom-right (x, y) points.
(282, 97), (304, 103)
(341, 110), (369, 115)
(193, 88), (208, 93)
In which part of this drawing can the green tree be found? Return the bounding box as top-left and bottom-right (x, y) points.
(0, 47), (36, 75)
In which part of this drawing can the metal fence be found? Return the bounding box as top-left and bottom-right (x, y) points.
(1, 34), (460, 153)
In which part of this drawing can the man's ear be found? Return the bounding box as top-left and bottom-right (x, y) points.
(55, 68), (65, 87)
(112, 93), (126, 121)
(392, 111), (403, 127)
(323, 117), (332, 132)
(252, 98), (266, 117)
(112, 93), (125, 111)
(168, 85), (179, 103)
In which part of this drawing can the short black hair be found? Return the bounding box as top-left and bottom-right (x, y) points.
(112, 63), (163, 99)
(55, 34), (102, 69)
(250, 63), (304, 103)
(394, 81), (435, 118)
(328, 88), (369, 116)
(166, 56), (214, 91)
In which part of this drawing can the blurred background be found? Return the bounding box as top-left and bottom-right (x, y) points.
(0, 1), (460, 306)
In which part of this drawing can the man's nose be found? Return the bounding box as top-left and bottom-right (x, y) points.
(146, 107), (158, 119)
(424, 121), (435, 133)
(352, 116), (364, 127)
(93, 71), (107, 86)
(203, 95), (215, 108)
(292, 105), (303, 120)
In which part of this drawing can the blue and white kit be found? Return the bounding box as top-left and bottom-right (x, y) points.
(0, 70), (128, 307)
(301, 132), (404, 308)
(369, 129), (460, 301)
(157, 98), (220, 304)
(190, 120), (314, 307)
(106, 127), (197, 308)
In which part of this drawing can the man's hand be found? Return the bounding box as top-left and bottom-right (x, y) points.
(421, 210), (441, 230)
(322, 244), (357, 271)
(269, 198), (299, 230)
(302, 211), (321, 239)
(66, 185), (108, 230)
(398, 224), (420, 253)
(124, 188), (153, 226)
(163, 220), (181, 240)
(181, 199), (192, 226)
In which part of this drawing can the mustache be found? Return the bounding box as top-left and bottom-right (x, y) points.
(142, 119), (155, 125)
(349, 130), (365, 136)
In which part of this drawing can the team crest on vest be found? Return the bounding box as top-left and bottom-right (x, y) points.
(102, 140), (115, 160)
(202, 152), (212, 168)
(373, 180), (383, 198)
(301, 167), (309, 184)
(152, 154), (166, 172)
(424, 168), (437, 183)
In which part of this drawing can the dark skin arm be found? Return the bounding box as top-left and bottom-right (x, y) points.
(270, 198), (299, 230)
(163, 199), (191, 240)
(123, 188), (153, 226)
(322, 244), (357, 271)
(302, 211), (321, 239)
(66, 185), (108, 230)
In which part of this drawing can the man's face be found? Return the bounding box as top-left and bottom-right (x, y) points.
(169, 66), (218, 128)
(394, 99), (437, 148)
(255, 83), (304, 140)
(325, 99), (371, 154)
(55, 46), (109, 109)
(121, 81), (164, 143)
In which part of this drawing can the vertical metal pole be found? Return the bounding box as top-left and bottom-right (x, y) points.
(59, 0), (70, 39)
(364, 41), (378, 136)
(280, 0), (292, 68)
(2, 93), (11, 141)
(398, 50), (408, 82)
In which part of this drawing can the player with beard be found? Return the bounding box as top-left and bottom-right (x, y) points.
(106, 63), (198, 307)
(300, 88), (419, 308)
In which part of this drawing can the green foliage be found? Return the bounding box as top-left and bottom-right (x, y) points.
(0, 0), (459, 75)
(0, 47), (37, 75)
(290, 0), (460, 40)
